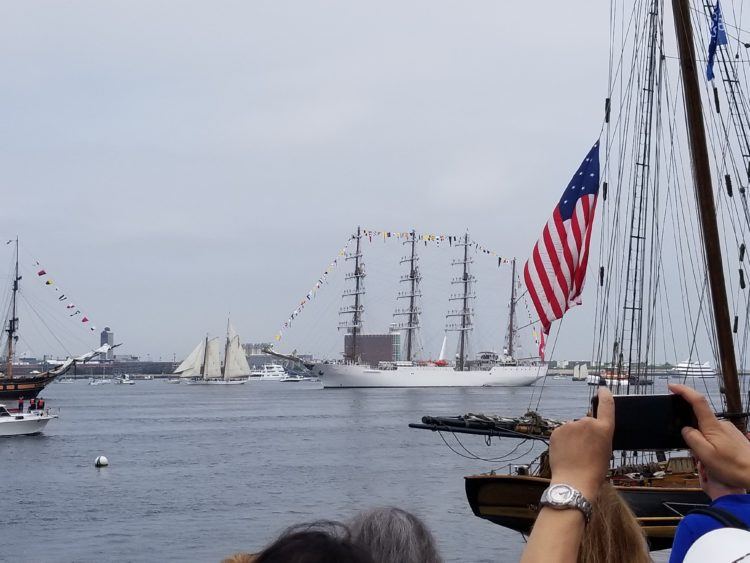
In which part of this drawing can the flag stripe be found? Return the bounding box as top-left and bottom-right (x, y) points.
(524, 143), (600, 359)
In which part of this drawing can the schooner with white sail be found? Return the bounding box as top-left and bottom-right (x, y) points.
(175, 321), (251, 384)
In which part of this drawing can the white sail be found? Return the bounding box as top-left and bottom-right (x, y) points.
(175, 340), (205, 377)
(224, 335), (251, 379)
(573, 364), (580, 379)
(204, 338), (222, 379)
(75, 344), (112, 363)
(438, 334), (448, 362)
(580, 364), (588, 379)
(50, 357), (76, 375)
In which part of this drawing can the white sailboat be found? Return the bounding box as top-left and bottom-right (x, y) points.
(175, 321), (251, 385)
(315, 229), (547, 388)
(571, 364), (588, 381)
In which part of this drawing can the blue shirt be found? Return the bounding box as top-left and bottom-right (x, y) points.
(669, 494), (750, 563)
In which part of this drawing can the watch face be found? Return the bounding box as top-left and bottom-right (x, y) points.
(548, 485), (574, 504)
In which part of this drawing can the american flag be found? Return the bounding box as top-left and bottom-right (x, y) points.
(524, 142), (600, 358)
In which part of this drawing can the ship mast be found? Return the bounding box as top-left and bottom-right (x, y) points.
(340, 227), (365, 363)
(506, 258), (516, 359)
(5, 238), (19, 380)
(394, 230), (421, 362)
(222, 318), (231, 380)
(447, 232), (474, 371)
(671, 0), (744, 429)
(201, 334), (208, 379)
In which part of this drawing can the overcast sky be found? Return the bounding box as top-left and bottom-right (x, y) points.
(1, 1), (635, 362)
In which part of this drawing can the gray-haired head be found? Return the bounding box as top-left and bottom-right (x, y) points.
(349, 507), (442, 563)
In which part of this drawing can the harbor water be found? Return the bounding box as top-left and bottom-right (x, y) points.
(1, 378), (695, 562)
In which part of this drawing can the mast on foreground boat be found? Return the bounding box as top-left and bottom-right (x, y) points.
(671, 0), (743, 429)
(412, 0), (748, 550)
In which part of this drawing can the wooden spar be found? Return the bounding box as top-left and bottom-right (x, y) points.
(671, 0), (744, 428)
(458, 232), (470, 371)
(351, 226), (363, 363)
(507, 258), (517, 358)
(405, 229), (417, 361)
(6, 238), (19, 380)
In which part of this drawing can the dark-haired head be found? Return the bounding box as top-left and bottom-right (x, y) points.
(253, 521), (375, 563)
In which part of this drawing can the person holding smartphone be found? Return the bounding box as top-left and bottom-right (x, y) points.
(669, 385), (750, 563)
(521, 385), (750, 563)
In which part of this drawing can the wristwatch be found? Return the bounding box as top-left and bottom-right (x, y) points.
(539, 484), (592, 522)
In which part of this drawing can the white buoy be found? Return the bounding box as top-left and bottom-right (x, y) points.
(95, 455), (109, 467)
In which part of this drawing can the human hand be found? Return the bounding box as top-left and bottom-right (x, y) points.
(548, 387), (614, 500)
(669, 384), (750, 489)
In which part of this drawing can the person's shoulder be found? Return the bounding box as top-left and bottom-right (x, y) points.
(680, 512), (724, 535)
(713, 494), (750, 522)
(714, 493), (750, 506)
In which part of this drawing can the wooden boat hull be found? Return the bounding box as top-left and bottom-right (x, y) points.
(465, 474), (709, 551)
(0, 373), (58, 400)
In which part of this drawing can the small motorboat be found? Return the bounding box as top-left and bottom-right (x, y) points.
(280, 375), (305, 383)
(89, 378), (112, 386)
(280, 374), (321, 383)
(0, 404), (57, 437)
(114, 374), (136, 385)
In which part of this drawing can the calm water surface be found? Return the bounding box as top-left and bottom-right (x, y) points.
(2, 379), (685, 562)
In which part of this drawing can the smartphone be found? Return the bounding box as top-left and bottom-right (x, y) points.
(591, 393), (698, 450)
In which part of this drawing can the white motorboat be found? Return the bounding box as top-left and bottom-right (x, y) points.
(89, 377), (112, 386)
(114, 374), (136, 385)
(671, 361), (715, 378)
(249, 363), (287, 381)
(0, 404), (57, 436)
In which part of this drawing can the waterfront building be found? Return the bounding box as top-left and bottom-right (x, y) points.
(100, 327), (114, 360)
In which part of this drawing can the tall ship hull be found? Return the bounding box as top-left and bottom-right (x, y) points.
(464, 474), (708, 552)
(316, 363), (546, 388)
(0, 373), (58, 400)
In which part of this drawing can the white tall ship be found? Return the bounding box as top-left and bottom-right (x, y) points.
(314, 229), (547, 388)
(175, 321), (251, 384)
(671, 361), (715, 378)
